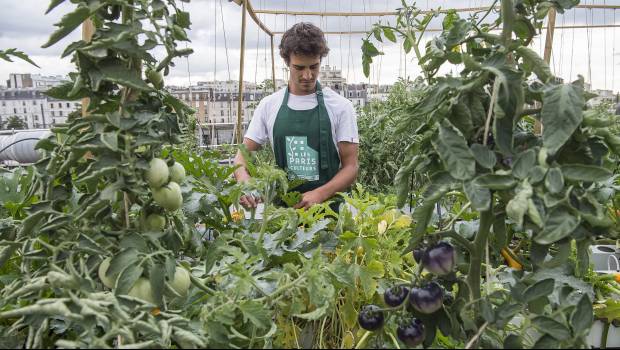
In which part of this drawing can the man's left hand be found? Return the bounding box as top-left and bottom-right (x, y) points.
(294, 189), (328, 209)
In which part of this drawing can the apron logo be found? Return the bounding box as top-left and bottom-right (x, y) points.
(285, 136), (319, 181)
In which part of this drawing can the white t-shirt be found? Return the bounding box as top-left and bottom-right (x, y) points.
(245, 86), (359, 150)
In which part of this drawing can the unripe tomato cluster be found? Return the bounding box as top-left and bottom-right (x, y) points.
(145, 158), (186, 213)
(358, 241), (456, 347)
(98, 257), (191, 304)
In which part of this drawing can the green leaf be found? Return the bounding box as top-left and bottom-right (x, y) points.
(46, 0), (66, 14)
(99, 62), (152, 91)
(100, 131), (118, 151)
(115, 264), (144, 295)
(542, 81), (584, 155)
(533, 334), (560, 349)
(394, 155), (423, 208)
(470, 144), (497, 169)
(149, 264), (165, 305)
(560, 164), (612, 182)
(433, 122), (476, 180)
(516, 46), (552, 83)
(413, 172), (455, 234)
(42, 3), (104, 48)
(523, 278), (555, 302)
(512, 149), (536, 179)
(383, 27), (397, 42)
(464, 180), (491, 211)
(506, 180), (533, 228)
(535, 206), (580, 245)
(106, 248), (139, 280)
(570, 294), (593, 335)
(531, 316), (571, 340)
(0, 49), (40, 68)
(473, 174), (517, 190)
(481, 54), (524, 152)
(238, 301), (271, 329)
(403, 36), (413, 54)
(544, 168), (564, 194)
(293, 304), (329, 320)
(503, 334), (523, 349)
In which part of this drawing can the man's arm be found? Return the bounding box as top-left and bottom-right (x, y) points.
(294, 141), (359, 209)
(233, 137), (262, 207)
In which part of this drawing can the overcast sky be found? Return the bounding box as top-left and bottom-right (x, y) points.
(1, 0), (619, 92)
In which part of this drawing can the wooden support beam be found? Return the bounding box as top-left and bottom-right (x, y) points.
(237, 0), (247, 145)
(273, 24), (620, 35)
(271, 36), (276, 93)
(253, 4), (620, 17)
(81, 19), (95, 117)
(231, 0), (273, 36)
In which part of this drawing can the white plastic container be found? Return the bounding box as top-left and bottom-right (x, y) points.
(590, 245), (620, 272)
(0, 130), (51, 164)
(587, 320), (620, 348)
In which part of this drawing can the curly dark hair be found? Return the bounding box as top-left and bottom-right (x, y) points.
(279, 22), (329, 64)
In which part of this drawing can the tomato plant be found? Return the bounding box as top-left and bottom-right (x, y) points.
(0, 0), (207, 347)
(361, 0), (620, 347)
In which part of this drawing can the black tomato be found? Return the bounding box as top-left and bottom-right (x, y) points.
(413, 249), (424, 264)
(358, 304), (385, 331)
(409, 282), (444, 314)
(421, 242), (456, 276)
(397, 318), (426, 347)
(384, 285), (410, 307)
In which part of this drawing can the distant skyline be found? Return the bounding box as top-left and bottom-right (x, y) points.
(1, 0), (619, 92)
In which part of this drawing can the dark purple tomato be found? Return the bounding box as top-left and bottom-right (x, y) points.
(422, 242), (456, 276)
(409, 282), (444, 314)
(358, 305), (385, 331)
(413, 249), (424, 264)
(384, 285), (410, 307)
(397, 318), (426, 347)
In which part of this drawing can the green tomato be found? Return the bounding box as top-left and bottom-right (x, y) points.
(145, 158), (169, 188)
(146, 68), (164, 90)
(169, 162), (186, 183)
(98, 257), (115, 289)
(153, 181), (183, 211)
(169, 267), (191, 297)
(145, 213), (166, 231)
(128, 278), (156, 304)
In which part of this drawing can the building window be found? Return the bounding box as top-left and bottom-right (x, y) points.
(50, 103), (54, 109)
(220, 110), (224, 117)
(221, 118), (224, 123)
(22, 101), (26, 106)
(66, 102), (70, 108)
(58, 103), (62, 108)
(60, 111), (63, 117)
(34, 115), (39, 121)
(51, 111), (55, 117)
(13, 108), (17, 113)
(23, 108), (27, 113)
(32, 100), (37, 105)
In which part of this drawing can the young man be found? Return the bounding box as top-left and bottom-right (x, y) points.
(233, 22), (359, 209)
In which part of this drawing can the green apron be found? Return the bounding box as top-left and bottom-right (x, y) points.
(273, 82), (341, 195)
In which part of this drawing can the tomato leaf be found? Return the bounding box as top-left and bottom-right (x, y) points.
(433, 122), (476, 180)
(542, 80), (584, 155)
(535, 206), (580, 245)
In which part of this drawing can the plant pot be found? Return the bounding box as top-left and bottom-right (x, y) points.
(590, 245), (620, 271)
(586, 320), (620, 348)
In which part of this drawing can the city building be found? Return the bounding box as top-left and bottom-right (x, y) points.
(0, 89), (79, 129)
(319, 65), (347, 95)
(168, 85), (265, 146)
(6, 73), (67, 89)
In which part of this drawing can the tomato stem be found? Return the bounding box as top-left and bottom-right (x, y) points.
(466, 209), (494, 303)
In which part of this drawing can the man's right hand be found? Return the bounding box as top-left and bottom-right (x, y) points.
(239, 191), (262, 208)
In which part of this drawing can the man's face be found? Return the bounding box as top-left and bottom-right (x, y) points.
(288, 53), (321, 94)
